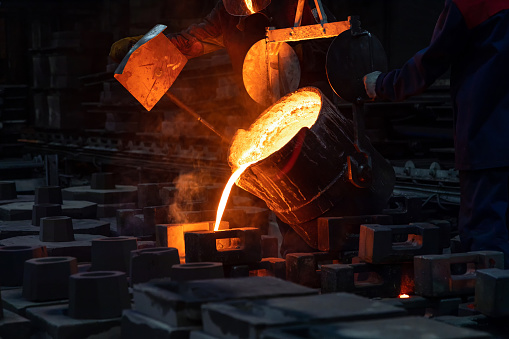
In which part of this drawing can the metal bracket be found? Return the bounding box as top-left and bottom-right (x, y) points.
(313, 0), (327, 24)
(349, 16), (366, 36)
(266, 21), (350, 43)
(263, 0), (350, 103)
(266, 0), (350, 43)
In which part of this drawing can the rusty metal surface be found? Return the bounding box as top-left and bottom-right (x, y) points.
(243, 40), (300, 106)
(114, 25), (187, 111)
(266, 21), (350, 43)
(235, 88), (395, 248)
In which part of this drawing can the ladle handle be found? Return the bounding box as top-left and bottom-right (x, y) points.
(165, 92), (230, 144)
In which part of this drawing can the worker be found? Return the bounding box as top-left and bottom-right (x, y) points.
(110, 0), (338, 257)
(110, 0), (336, 119)
(363, 0), (509, 268)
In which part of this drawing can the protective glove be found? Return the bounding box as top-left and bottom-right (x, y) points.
(363, 71), (382, 99)
(109, 35), (144, 63)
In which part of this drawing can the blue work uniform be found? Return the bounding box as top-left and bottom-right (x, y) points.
(375, 0), (509, 267)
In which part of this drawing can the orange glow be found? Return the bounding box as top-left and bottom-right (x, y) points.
(399, 294), (410, 299)
(214, 163), (252, 231)
(114, 32), (187, 111)
(245, 0), (256, 14)
(214, 89), (322, 231)
(229, 90), (321, 171)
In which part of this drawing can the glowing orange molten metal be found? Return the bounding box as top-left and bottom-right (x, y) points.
(399, 294), (410, 299)
(213, 163), (251, 231)
(213, 90), (322, 231)
(245, 0), (256, 14)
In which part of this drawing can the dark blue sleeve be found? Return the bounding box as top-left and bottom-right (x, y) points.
(375, 0), (470, 101)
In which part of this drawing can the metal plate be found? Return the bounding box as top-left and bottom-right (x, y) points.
(326, 30), (387, 103)
(114, 24), (187, 111)
(243, 40), (301, 107)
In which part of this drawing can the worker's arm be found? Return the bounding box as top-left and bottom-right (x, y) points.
(109, 35), (144, 64)
(109, 1), (225, 63)
(374, 0), (470, 101)
(166, 1), (225, 59)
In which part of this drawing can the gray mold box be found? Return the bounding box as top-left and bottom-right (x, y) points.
(202, 293), (406, 339)
(261, 316), (491, 339)
(133, 276), (318, 327)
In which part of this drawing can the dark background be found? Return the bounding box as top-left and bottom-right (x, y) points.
(0, 0), (454, 185)
(0, 0), (445, 84)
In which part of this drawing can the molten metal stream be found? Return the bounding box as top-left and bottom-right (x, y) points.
(213, 89), (322, 231)
(245, 0), (255, 13)
(214, 163), (252, 231)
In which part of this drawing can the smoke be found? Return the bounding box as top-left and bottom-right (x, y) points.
(168, 170), (214, 223)
(166, 166), (270, 231)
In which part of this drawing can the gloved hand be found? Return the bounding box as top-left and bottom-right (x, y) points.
(363, 71), (382, 99)
(109, 35), (144, 63)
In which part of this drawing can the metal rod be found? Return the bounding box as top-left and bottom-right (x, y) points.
(313, 0), (327, 24)
(165, 92), (231, 144)
(294, 0), (305, 27)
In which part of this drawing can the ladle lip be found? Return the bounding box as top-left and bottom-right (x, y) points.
(229, 87), (323, 171)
